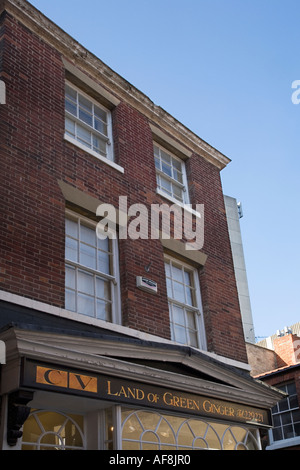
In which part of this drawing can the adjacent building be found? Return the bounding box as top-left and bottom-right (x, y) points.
(247, 324), (300, 450)
(0, 0), (282, 450)
(224, 196), (255, 344)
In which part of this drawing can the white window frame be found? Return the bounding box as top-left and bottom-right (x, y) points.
(64, 82), (124, 174)
(165, 255), (206, 350)
(65, 210), (121, 325)
(268, 382), (300, 446)
(154, 143), (190, 205)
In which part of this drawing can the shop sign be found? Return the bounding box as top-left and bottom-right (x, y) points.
(21, 359), (272, 427)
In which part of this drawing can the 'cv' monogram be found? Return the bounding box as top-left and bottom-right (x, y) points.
(36, 366), (98, 393)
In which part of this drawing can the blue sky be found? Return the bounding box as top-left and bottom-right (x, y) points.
(29, 0), (300, 340)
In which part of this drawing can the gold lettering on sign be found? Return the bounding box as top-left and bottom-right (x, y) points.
(36, 366), (68, 388)
(107, 381), (145, 400)
(69, 372), (97, 393)
(36, 366), (97, 393)
(203, 400), (235, 417)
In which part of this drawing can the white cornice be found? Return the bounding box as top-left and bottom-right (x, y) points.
(0, 0), (231, 170)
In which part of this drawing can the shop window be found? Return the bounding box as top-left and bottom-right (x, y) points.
(121, 409), (260, 450)
(165, 257), (205, 349)
(270, 382), (300, 442)
(65, 211), (120, 323)
(154, 144), (189, 205)
(65, 82), (114, 162)
(21, 410), (85, 450)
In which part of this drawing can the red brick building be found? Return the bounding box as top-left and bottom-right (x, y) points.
(0, 0), (282, 451)
(247, 329), (300, 450)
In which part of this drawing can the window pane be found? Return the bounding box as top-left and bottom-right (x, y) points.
(96, 299), (111, 322)
(173, 168), (183, 184)
(289, 395), (299, 409)
(65, 265), (75, 289)
(66, 85), (77, 101)
(172, 158), (181, 171)
(161, 150), (171, 164)
(187, 311), (196, 330)
(172, 265), (183, 283)
(272, 414), (281, 427)
(154, 145), (160, 157)
(281, 412), (292, 426)
(97, 250), (110, 274)
(172, 183), (183, 201)
(78, 294), (94, 316)
(80, 243), (96, 269)
(272, 427), (283, 441)
(66, 218), (78, 238)
(65, 237), (78, 262)
(294, 422), (300, 437)
(287, 383), (297, 395)
(65, 117), (76, 137)
(94, 118), (108, 136)
(93, 135), (107, 155)
(278, 399), (289, 412)
(65, 289), (76, 312)
(79, 108), (93, 127)
(162, 162), (172, 177)
(81, 224), (96, 246)
(160, 177), (172, 193)
(79, 94), (92, 113)
(173, 305), (185, 325)
(77, 125), (91, 147)
(166, 278), (172, 298)
(189, 330), (198, 348)
(173, 281), (185, 303)
(283, 424), (294, 439)
(174, 325), (187, 344)
(78, 270), (94, 295)
(96, 277), (110, 300)
(292, 409), (300, 423)
(65, 86), (77, 116)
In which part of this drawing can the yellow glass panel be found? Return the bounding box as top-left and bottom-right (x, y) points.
(40, 433), (61, 446)
(138, 411), (161, 431)
(22, 411), (84, 450)
(37, 411), (67, 432)
(193, 437), (208, 450)
(22, 414), (42, 444)
(142, 431), (159, 445)
(122, 414), (143, 440)
(177, 422), (194, 447)
(157, 419), (175, 445)
(63, 420), (83, 447)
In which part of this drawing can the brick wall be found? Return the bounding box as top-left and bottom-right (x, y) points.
(0, 12), (248, 362)
(274, 334), (300, 368)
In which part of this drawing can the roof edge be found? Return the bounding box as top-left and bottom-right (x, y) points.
(0, 0), (231, 170)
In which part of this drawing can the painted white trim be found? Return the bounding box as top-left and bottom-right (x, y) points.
(65, 210), (122, 325)
(266, 435), (300, 450)
(64, 134), (124, 174)
(156, 189), (201, 217)
(164, 254), (207, 351)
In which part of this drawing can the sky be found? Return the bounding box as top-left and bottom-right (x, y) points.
(29, 0), (300, 341)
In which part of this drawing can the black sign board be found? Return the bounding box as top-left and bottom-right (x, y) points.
(20, 359), (272, 427)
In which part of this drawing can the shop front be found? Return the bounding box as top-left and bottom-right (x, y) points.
(0, 325), (283, 451)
